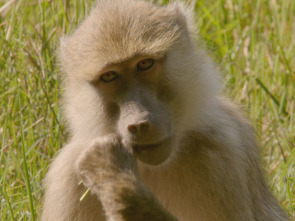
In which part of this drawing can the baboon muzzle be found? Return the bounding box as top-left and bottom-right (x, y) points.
(118, 94), (173, 165)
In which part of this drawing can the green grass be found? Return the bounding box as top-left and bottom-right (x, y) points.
(0, 0), (294, 220)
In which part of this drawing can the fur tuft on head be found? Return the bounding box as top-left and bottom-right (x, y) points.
(59, 0), (199, 80)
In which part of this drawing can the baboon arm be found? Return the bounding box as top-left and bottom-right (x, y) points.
(76, 136), (178, 221)
(84, 173), (178, 221)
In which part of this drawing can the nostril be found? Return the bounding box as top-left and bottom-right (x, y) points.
(127, 124), (138, 134)
(127, 121), (151, 134)
(138, 121), (151, 133)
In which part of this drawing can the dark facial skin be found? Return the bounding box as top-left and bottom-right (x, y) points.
(91, 56), (174, 166)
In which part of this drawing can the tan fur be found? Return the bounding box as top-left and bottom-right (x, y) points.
(42, 0), (289, 220)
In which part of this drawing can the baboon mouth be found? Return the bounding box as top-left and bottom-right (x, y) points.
(132, 138), (170, 152)
(133, 141), (164, 151)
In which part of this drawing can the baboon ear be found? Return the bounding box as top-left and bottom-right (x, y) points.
(169, 1), (197, 35)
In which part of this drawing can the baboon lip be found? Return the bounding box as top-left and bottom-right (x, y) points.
(132, 138), (170, 152)
(134, 142), (162, 151)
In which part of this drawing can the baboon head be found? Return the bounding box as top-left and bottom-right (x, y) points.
(59, 0), (221, 166)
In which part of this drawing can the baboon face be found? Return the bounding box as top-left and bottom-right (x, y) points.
(61, 0), (195, 165)
(91, 55), (175, 165)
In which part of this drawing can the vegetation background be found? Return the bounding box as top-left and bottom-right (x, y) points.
(0, 0), (294, 220)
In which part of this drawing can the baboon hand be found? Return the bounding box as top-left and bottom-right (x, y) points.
(76, 134), (137, 192)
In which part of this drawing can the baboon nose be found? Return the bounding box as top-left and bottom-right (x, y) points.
(127, 121), (151, 135)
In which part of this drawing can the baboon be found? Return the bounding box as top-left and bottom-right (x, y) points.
(42, 0), (289, 220)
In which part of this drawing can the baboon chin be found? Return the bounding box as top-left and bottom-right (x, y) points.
(42, 0), (289, 220)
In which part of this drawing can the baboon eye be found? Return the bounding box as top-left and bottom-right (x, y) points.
(100, 71), (118, 83)
(137, 59), (154, 71)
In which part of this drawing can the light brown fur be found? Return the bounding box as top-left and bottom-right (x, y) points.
(42, 0), (289, 220)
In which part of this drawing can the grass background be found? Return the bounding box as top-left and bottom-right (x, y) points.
(0, 0), (294, 220)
